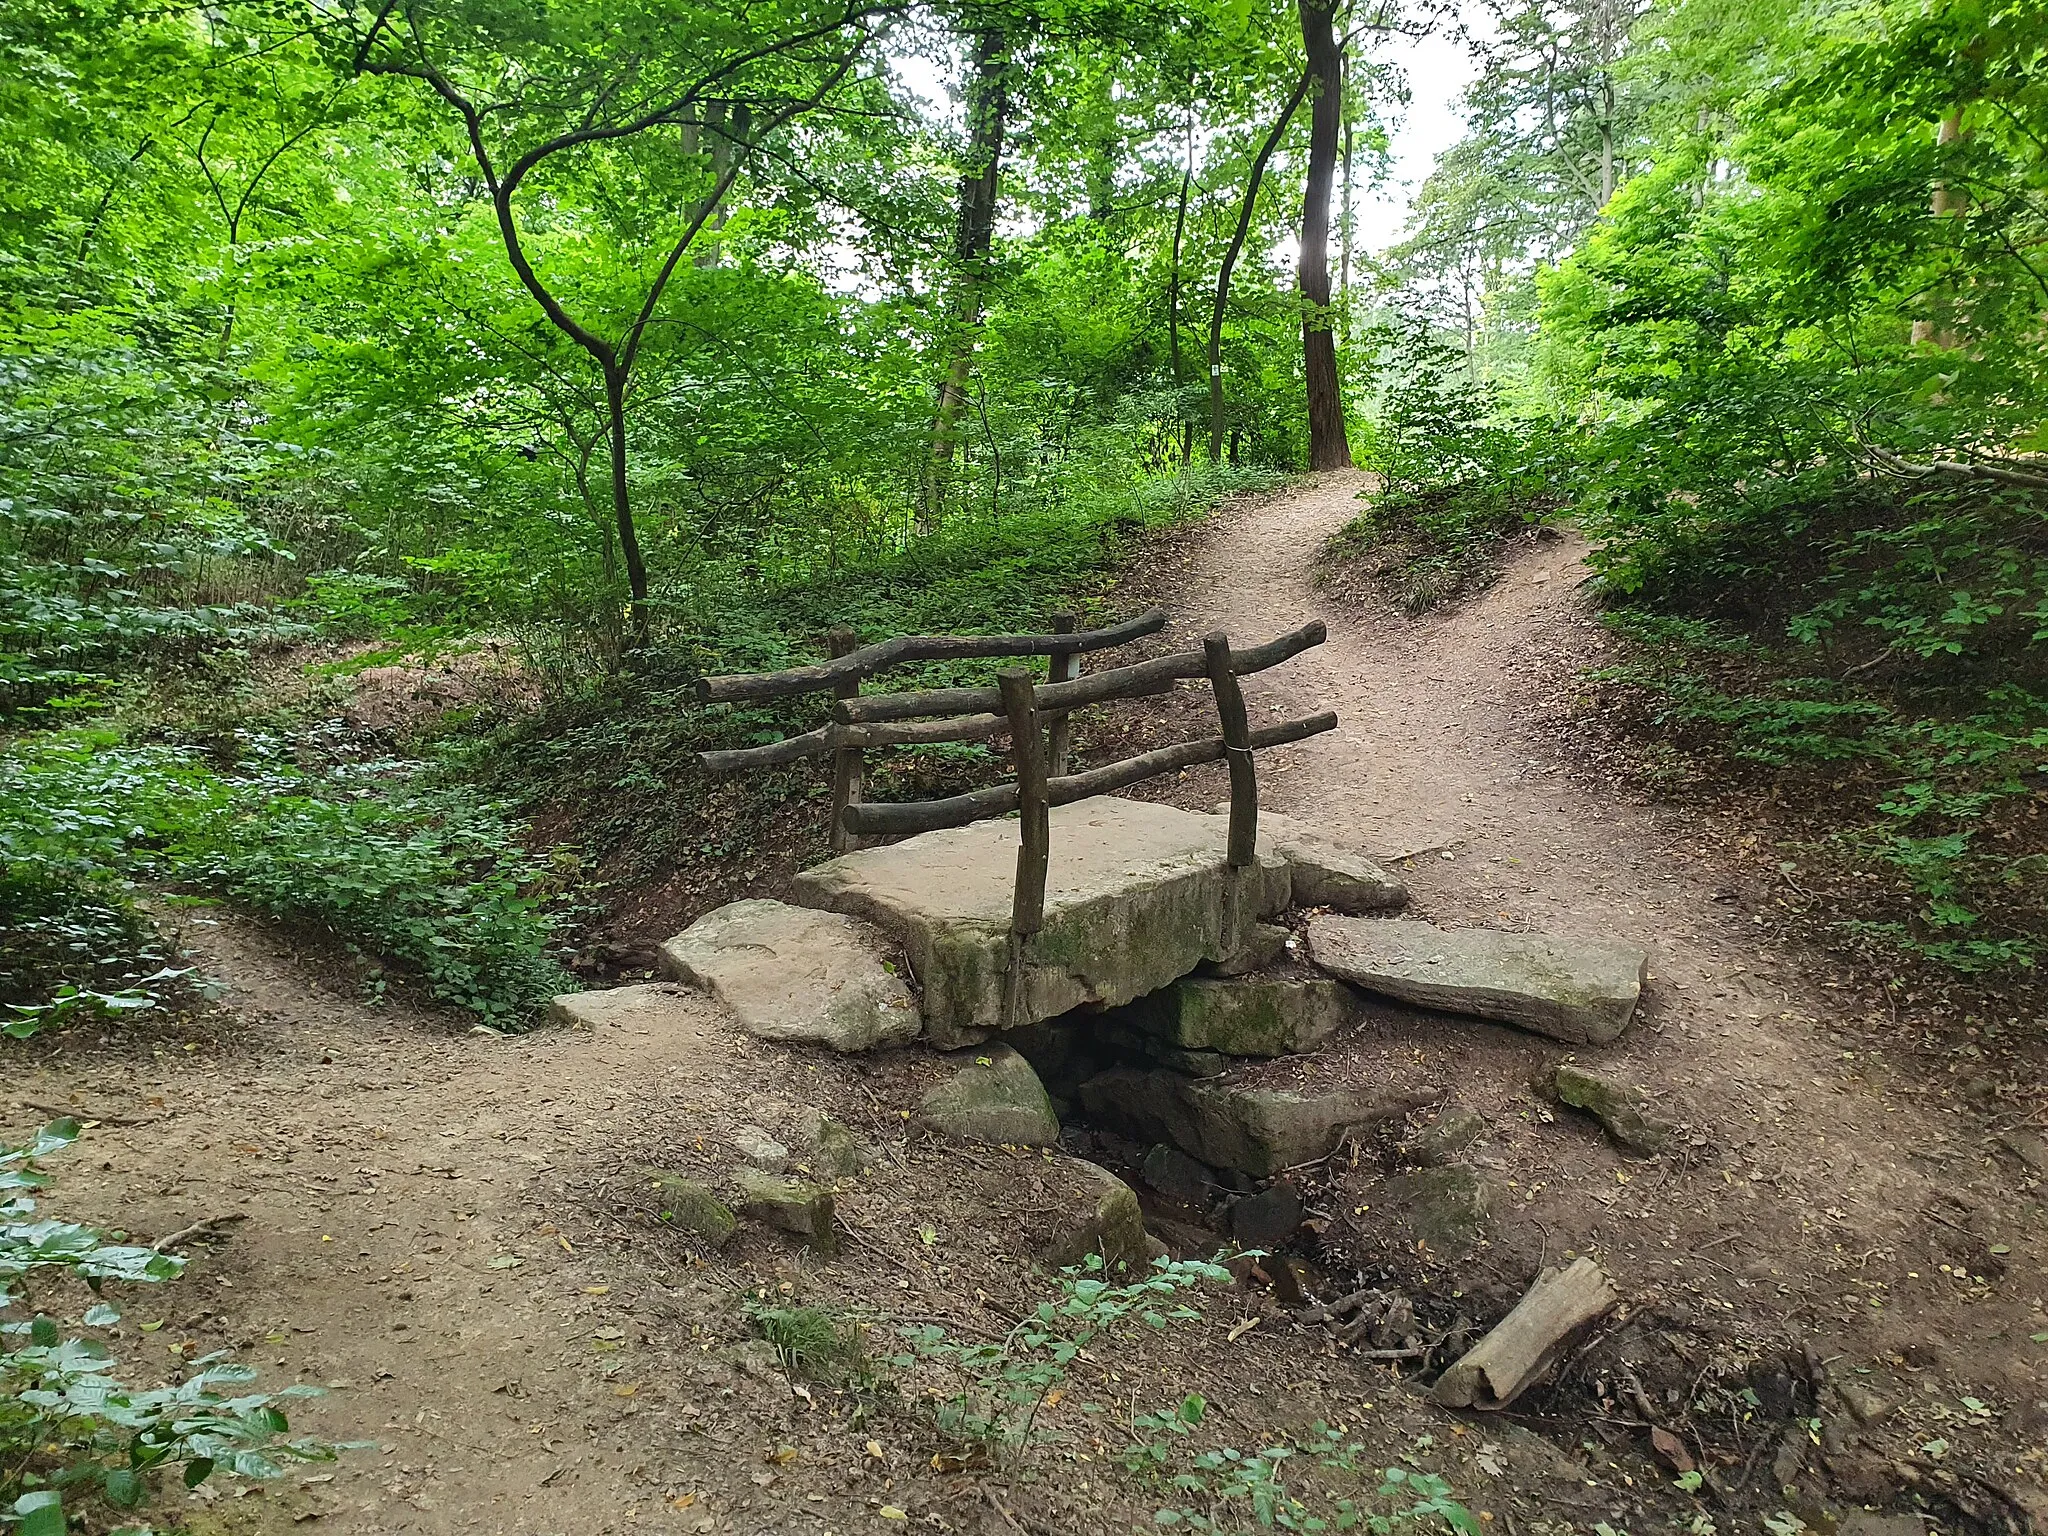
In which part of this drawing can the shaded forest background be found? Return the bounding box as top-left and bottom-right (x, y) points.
(3, 0), (2043, 1037)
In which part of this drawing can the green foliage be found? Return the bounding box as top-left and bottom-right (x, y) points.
(0, 729), (575, 1028)
(3, 1120), (343, 1531)
(1594, 612), (2047, 972)
(893, 1254), (1231, 1455)
(1337, 315), (1564, 612)
(744, 1301), (872, 1388)
(1143, 1417), (1483, 1533)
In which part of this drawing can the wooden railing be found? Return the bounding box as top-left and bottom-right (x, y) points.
(697, 612), (1338, 1026)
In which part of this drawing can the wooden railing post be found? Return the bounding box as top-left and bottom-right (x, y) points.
(828, 625), (863, 854)
(1202, 631), (1258, 868)
(998, 667), (1051, 1030)
(1045, 612), (1079, 776)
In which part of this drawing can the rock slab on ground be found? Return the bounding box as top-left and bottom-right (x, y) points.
(914, 1044), (1061, 1146)
(1138, 969), (1355, 1058)
(1039, 1159), (1158, 1275)
(1078, 1067), (1429, 1177)
(1307, 917), (1648, 1044)
(549, 982), (702, 1032)
(1377, 1164), (1492, 1254)
(1553, 1064), (1677, 1153)
(732, 1167), (837, 1251)
(792, 797), (1293, 1046)
(659, 898), (920, 1052)
(1243, 808), (1410, 914)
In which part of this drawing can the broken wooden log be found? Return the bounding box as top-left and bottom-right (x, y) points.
(1431, 1256), (1618, 1410)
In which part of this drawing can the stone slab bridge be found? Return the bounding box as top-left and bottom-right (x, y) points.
(557, 611), (1650, 1191)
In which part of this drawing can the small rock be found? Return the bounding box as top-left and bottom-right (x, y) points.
(1380, 1164), (1492, 1253)
(1141, 1143), (1218, 1206)
(914, 1044), (1060, 1146)
(1239, 808), (1409, 913)
(1229, 1183), (1305, 1250)
(792, 1106), (871, 1179)
(1771, 1427), (1807, 1492)
(1404, 1106), (1487, 1166)
(660, 898), (920, 1052)
(1308, 916), (1649, 1044)
(1838, 1514), (1920, 1536)
(730, 1125), (790, 1172)
(1203, 923), (1291, 978)
(732, 1167), (836, 1252)
(637, 1168), (737, 1247)
(1553, 1065), (1677, 1154)
(1040, 1159), (1154, 1274)
(1826, 1450), (1897, 1506)
(1834, 1379), (1894, 1425)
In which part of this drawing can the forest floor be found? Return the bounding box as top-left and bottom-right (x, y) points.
(7, 471), (2044, 1536)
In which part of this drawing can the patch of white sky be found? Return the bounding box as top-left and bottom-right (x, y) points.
(820, 23), (1480, 292)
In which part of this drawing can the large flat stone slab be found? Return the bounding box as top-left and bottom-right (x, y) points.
(1076, 1066), (1428, 1177)
(1307, 917), (1648, 1044)
(659, 898), (921, 1051)
(792, 798), (1291, 1046)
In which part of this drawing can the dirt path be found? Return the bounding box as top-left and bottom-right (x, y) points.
(8, 471), (2043, 1535)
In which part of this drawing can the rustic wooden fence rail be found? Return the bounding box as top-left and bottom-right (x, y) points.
(697, 611), (1338, 1026)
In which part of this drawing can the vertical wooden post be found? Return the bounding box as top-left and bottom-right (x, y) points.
(827, 625), (863, 854)
(1202, 631), (1258, 867)
(1044, 612), (1079, 777)
(998, 666), (1050, 1031)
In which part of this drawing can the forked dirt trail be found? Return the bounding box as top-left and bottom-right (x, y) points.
(7, 471), (2043, 1536)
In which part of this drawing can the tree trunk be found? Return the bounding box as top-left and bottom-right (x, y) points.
(603, 363), (650, 641)
(1210, 72), (1313, 464)
(1168, 160), (1191, 383)
(1297, 0), (1352, 470)
(1912, 110), (1966, 347)
(928, 29), (1009, 527)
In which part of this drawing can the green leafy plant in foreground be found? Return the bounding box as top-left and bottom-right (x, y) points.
(1139, 1411), (1483, 1534)
(3, 1120), (343, 1533)
(893, 1254), (1232, 1456)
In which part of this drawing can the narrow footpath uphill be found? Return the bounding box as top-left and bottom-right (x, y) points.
(5, 471), (2042, 1536)
(1139, 470), (2047, 1503)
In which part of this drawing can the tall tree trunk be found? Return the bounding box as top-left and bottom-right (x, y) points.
(1297, 0), (1352, 470)
(1339, 114), (1353, 328)
(1912, 110), (1967, 347)
(928, 29), (1009, 528)
(603, 363), (650, 641)
(1168, 108), (1193, 384)
(1209, 72), (1311, 464)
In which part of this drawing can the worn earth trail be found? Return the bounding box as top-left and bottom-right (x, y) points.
(8, 470), (2043, 1534)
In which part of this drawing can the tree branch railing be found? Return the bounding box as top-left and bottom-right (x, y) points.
(697, 612), (1338, 1025)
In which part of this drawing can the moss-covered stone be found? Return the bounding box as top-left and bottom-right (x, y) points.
(1039, 1159), (1154, 1275)
(1554, 1065), (1676, 1154)
(1379, 1164), (1492, 1254)
(1078, 1067), (1429, 1177)
(914, 1044), (1060, 1145)
(638, 1168), (738, 1246)
(790, 798), (1292, 1046)
(1141, 971), (1355, 1057)
(733, 1167), (837, 1252)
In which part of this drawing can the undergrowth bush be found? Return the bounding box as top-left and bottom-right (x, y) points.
(1592, 612), (2048, 975)
(0, 729), (574, 1029)
(3, 1119), (344, 1532)
(1336, 316), (1568, 613)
